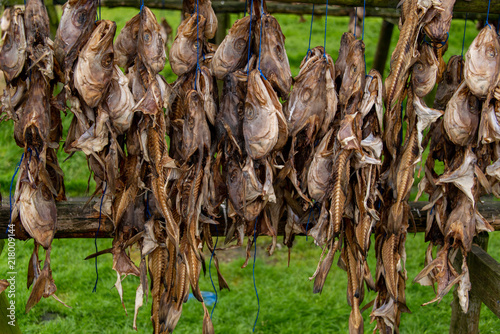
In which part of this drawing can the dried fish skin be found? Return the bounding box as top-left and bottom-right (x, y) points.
(74, 20), (116, 108)
(254, 14), (292, 99)
(170, 14), (205, 76)
(0, 8), (26, 83)
(433, 55), (463, 110)
(307, 129), (334, 202)
(195, 65), (217, 125)
(443, 82), (479, 146)
(181, 90), (211, 161)
(138, 7), (166, 74)
(423, 0), (456, 43)
(437, 148), (477, 205)
(114, 14), (140, 69)
(479, 98), (500, 144)
(24, 0), (50, 47)
(464, 26), (500, 98)
(335, 32), (356, 82)
(243, 69), (282, 159)
(412, 43), (439, 97)
(339, 39), (366, 107)
(182, 0), (218, 39)
(106, 65), (135, 134)
(54, 0), (98, 70)
(284, 47), (332, 137)
(211, 16), (252, 80)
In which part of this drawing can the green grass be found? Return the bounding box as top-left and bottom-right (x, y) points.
(1, 235), (500, 333)
(2, 6), (499, 334)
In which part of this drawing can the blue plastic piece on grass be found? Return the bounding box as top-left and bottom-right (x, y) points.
(188, 291), (217, 306)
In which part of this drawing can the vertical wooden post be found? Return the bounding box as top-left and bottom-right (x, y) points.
(373, 20), (394, 76)
(449, 233), (489, 334)
(0, 240), (22, 334)
(45, 0), (60, 40)
(215, 13), (230, 46)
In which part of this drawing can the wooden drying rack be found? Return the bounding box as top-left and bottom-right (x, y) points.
(1, 0), (500, 333)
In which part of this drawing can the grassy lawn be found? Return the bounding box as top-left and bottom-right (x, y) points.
(1, 6), (499, 333)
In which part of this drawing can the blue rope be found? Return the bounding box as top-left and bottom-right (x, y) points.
(246, 0), (254, 76)
(305, 4), (315, 60)
(323, 0), (328, 60)
(209, 223), (219, 319)
(140, 0), (144, 13)
(252, 218), (260, 332)
(99, 0), (101, 20)
(257, 0), (268, 80)
(460, 14), (468, 79)
(92, 183), (108, 293)
(7, 152), (24, 234)
(353, 7), (357, 38)
(244, 0), (248, 16)
(361, 0), (366, 41)
(194, 0), (200, 90)
(498, 15), (500, 34)
(486, 0), (492, 26)
(423, 32), (449, 49)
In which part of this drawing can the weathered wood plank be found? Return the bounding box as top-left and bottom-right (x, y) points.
(1, 0), (494, 18)
(468, 239), (500, 318)
(2, 200), (500, 239)
(450, 233), (489, 334)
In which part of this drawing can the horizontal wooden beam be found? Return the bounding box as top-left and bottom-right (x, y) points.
(2, 0), (497, 17)
(2, 200), (500, 240)
(468, 241), (500, 318)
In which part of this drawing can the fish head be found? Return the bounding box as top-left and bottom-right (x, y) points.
(423, 0), (454, 43)
(0, 9), (26, 83)
(182, 90), (211, 160)
(114, 14), (140, 68)
(285, 56), (328, 135)
(256, 14), (292, 98)
(243, 70), (280, 159)
(434, 55), (463, 110)
(339, 40), (366, 107)
(211, 15), (251, 79)
(55, 0), (97, 63)
(75, 20), (116, 108)
(138, 7), (166, 74)
(226, 157), (245, 212)
(412, 44), (439, 97)
(443, 82), (479, 146)
(464, 26), (500, 98)
(335, 32), (356, 80)
(24, 0), (50, 44)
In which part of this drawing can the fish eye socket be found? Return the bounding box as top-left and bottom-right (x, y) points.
(486, 47), (496, 58)
(3, 37), (12, 50)
(101, 53), (113, 68)
(415, 63), (423, 71)
(245, 107), (256, 120)
(234, 38), (246, 51)
(352, 65), (357, 73)
(75, 10), (86, 26)
(143, 32), (152, 43)
(302, 89), (312, 102)
(275, 45), (283, 61)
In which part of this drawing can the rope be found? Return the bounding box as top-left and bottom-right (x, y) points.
(140, 0), (144, 13)
(361, 0), (366, 41)
(486, 0), (492, 27)
(305, 4), (315, 60)
(323, 0), (328, 60)
(7, 152), (24, 234)
(423, 32), (449, 49)
(194, 0), (201, 90)
(246, 0), (254, 76)
(92, 183), (108, 293)
(209, 223), (219, 319)
(460, 14), (468, 79)
(353, 7), (357, 38)
(244, 0), (248, 16)
(257, 0), (268, 80)
(252, 218), (260, 332)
